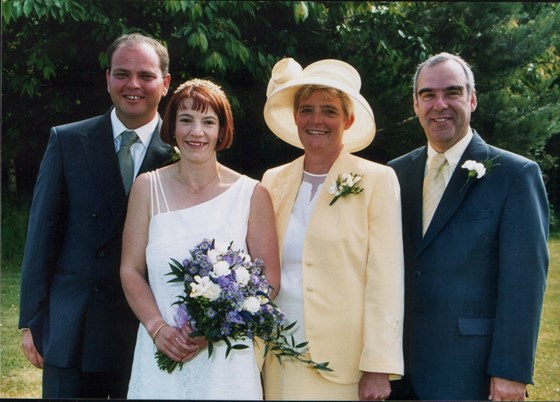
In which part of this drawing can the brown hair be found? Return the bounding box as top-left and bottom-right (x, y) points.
(160, 79), (234, 151)
(107, 33), (169, 76)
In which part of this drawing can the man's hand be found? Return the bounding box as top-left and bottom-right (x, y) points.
(359, 371), (391, 400)
(489, 376), (527, 401)
(21, 330), (43, 368)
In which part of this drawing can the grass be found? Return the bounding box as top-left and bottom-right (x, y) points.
(0, 263), (42, 397)
(1, 199), (41, 397)
(530, 238), (560, 401)
(1, 198), (559, 399)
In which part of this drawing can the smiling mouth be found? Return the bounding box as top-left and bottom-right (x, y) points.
(307, 130), (328, 136)
(432, 117), (452, 122)
(124, 95), (143, 100)
(187, 141), (206, 148)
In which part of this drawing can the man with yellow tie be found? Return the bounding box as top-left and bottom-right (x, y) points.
(388, 52), (549, 401)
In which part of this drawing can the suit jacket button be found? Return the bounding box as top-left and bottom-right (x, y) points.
(414, 270), (422, 277)
(91, 211), (99, 218)
(96, 249), (105, 257)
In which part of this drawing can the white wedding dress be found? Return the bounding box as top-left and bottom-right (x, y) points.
(127, 170), (263, 400)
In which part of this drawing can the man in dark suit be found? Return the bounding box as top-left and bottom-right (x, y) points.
(19, 33), (172, 398)
(388, 52), (549, 400)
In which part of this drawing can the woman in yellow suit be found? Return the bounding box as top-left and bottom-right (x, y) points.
(261, 58), (404, 400)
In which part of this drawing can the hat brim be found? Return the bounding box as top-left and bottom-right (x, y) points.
(264, 76), (376, 153)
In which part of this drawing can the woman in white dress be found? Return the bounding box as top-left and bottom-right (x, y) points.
(120, 78), (280, 399)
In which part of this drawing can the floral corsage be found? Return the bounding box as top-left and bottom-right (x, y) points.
(328, 172), (364, 205)
(460, 155), (500, 191)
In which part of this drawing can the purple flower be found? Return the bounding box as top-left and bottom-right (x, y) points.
(216, 275), (234, 288)
(157, 237), (330, 374)
(226, 310), (245, 325)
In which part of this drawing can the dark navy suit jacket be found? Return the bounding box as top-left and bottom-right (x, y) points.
(19, 110), (171, 373)
(388, 131), (549, 400)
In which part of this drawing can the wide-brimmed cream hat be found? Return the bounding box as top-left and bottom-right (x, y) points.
(264, 58), (375, 152)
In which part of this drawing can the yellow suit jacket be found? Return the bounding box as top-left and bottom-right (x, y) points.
(262, 150), (404, 384)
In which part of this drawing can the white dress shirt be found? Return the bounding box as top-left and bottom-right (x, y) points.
(111, 109), (159, 178)
(425, 128), (473, 186)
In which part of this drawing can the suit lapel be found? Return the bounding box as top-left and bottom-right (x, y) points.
(138, 118), (170, 174)
(419, 132), (490, 253)
(79, 112), (126, 221)
(397, 148), (427, 254)
(273, 157), (305, 249)
(80, 113), (170, 245)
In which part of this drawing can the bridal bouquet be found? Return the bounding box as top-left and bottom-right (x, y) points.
(155, 238), (332, 374)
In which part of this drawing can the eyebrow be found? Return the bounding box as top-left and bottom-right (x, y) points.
(418, 85), (464, 95)
(177, 111), (217, 119)
(299, 103), (338, 110)
(112, 68), (158, 76)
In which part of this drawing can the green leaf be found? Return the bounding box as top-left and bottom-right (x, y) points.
(237, 45), (249, 63)
(3, 1), (13, 24)
(198, 31), (208, 51)
(283, 321), (297, 331)
(23, 0), (34, 17)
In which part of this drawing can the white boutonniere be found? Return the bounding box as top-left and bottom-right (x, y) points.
(171, 146), (181, 162)
(460, 155), (500, 191)
(328, 172), (364, 206)
(164, 146), (181, 166)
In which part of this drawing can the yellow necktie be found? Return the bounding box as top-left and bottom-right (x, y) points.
(423, 153), (447, 235)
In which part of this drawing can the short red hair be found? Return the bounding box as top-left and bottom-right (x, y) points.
(160, 79), (234, 151)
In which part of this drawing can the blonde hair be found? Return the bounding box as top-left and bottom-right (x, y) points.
(293, 85), (354, 119)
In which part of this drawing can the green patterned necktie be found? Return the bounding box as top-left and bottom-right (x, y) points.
(118, 130), (138, 194)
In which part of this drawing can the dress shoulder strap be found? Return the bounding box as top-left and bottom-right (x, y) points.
(148, 170), (171, 217)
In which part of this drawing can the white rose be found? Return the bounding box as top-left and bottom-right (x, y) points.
(328, 182), (340, 196)
(204, 282), (222, 301)
(189, 276), (205, 298)
(353, 174), (362, 184)
(242, 297), (261, 314)
(234, 267), (251, 286)
(207, 249), (221, 264)
(239, 252), (251, 263)
(212, 260), (231, 277)
(214, 241), (230, 253)
(190, 276), (221, 301)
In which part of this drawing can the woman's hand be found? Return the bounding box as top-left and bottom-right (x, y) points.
(359, 372), (391, 400)
(153, 324), (200, 363)
(179, 324), (209, 361)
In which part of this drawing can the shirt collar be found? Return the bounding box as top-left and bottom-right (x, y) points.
(426, 128), (473, 170)
(111, 109), (159, 147)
